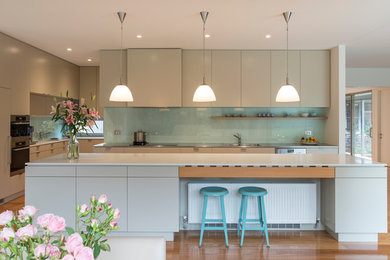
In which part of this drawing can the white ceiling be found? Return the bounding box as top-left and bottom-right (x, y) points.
(1, 0), (389, 67)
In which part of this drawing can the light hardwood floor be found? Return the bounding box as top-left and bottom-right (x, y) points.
(2, 196), (390, 259)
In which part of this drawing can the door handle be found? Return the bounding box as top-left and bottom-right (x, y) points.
(380, 133), (383, 139)
(12, 147), (30, 152)
(369, 127), (373, 138)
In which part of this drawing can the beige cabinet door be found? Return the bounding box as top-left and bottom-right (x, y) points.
(127, 49), (182, 107)
(0, 87), (11, 199)
(271, 51), (301, 107)
(211, 51), (241, 107)
(241, 51), (271, 107)
(182, 50), (212, 107)
(99, 50), (128, 108)
(80, 67), (98, 108)
(301, 51), (330, 107)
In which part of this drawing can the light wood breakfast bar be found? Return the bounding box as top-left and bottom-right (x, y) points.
(25, 153), (387, 242)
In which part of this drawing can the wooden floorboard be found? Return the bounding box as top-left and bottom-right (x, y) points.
(2, 196), (390, 259)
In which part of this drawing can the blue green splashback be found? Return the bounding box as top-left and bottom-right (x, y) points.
(104, 107), (326, 145)
(30, 116), (63, 141)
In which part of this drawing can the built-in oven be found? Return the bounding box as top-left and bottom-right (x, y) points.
(10, 115), (30, 177)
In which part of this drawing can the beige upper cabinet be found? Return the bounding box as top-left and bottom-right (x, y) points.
(211, 50), (241, 107)
(182, 50), (212, 107)
(127, 49), (182, 107)
(80, 66), (104, 116)
(300, 51), (330, 107)
(271, 50), (301, 107)
(99, 50), (128, 108)
(241, 51), (271, 107)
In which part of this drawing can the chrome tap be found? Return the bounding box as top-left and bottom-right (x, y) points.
(233, 133), (242, 146)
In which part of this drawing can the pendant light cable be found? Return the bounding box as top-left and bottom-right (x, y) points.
(286, 18), (289, 84)
(120, 20), (124, 85)
(202, 19), (206, 84)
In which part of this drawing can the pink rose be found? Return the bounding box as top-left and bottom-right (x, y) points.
(65, 233), (83, 254)
(110, 221), (117, 228)
(80, 204), (88, 214)
(91, 219), (98, 228)
(34, 244), (48, 257)
(37, 213), (54, 228)
(18, 206), (39, 220)
(0, 210), (14, 225)
(113, 208), (120, 220)
(74, 246), (94, 260)
(62, 255), (74, 260)
(97, 206), (102, 212)
(47, 215), (66, 233)
(90, 195), (96, 203)
(98, 194), (107, 204)
(15, 224), (37, 239)
(0, 227), (15, 242)
(47, 244), (60, 258)
(107, 203), (112, 209)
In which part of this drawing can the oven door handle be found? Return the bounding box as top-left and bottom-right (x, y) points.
(12, 147), (30, 152)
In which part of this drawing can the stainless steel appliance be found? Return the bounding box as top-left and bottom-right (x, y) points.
(10, 115), (30, 176)
(276, 148), (306, 154)
(133, 131), (147, 145)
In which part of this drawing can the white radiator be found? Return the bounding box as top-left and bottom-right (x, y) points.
(188, 183), (316, 224)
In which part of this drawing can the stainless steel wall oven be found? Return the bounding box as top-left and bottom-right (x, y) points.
(10, 115), (30, 176)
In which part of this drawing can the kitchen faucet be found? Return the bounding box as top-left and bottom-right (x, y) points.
(233, 133), (242, 146)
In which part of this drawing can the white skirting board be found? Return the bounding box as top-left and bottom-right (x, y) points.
(188, 183), (316, 224)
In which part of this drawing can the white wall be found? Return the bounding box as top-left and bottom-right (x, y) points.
(347, 68), (390, 87)
(0, 32), (79, 115)
(324, 45), (346, 154)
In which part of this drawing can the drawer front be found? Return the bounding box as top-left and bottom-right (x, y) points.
(128, 166), (178, 177)
(77, 166), (127, 177)
(52, 141), (66, 149)
(26, 166), (76, 177)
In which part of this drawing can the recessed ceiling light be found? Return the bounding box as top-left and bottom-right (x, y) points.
(87, 59), (92, 62)
(136, 35), (142, 38)
(205, 34), (211, 38)
(265, 34), (271, 39)
(67, 48), (72, 51)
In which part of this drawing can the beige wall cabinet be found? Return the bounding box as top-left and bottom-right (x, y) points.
(127, 49), (182, 107)
(182, 50), (212, 107)
(80, 67), (103, 116)
(99, 50), (128, 108)
(78, 138), (104, 153)
(211, 51), (242, 107)
(0, 87), (11, 199)
(271, 51), (301, 107)
(300, 51), (330, 107)
(241, 51), (271, 107)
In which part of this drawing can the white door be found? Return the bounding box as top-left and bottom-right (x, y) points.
(0, 87), (11, 199)
(380, 90), (390, 164)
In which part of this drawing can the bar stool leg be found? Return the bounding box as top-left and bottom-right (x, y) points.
(199, 195), (208, 247)
(240, 195), (248, 247)
(237, 195), (244, 237)
(220, 195), (229, 247)
(260, 196), (270, 247)
(257, 196), (264, 236)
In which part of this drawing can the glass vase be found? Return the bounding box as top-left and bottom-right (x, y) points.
(67, 135), (79, 159)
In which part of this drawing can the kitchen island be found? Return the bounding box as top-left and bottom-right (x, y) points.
(25, 153), (387, 242)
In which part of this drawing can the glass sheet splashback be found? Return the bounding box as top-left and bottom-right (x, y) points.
(30, 116), (64, 141)
(104, 107), (326, 145)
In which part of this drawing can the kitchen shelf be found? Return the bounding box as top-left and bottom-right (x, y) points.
(210, 117), (328, 119)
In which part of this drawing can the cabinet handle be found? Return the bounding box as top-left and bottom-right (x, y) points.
(8, 136), (11, 165)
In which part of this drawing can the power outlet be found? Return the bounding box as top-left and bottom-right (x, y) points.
(114, 130), (121, 135)
(305, 130), (312, 136)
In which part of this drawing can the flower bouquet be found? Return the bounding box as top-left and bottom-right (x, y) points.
(51, 91), (100, 159)
(0, 194), (119, 259)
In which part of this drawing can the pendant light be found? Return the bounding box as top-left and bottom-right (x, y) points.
(193, 11), (216, 102)
(276, 11), (300, 103)
(109, 12), (134, 102)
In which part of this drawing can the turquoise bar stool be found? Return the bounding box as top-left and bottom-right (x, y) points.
(237, 186), (269, 247)
(199, 186), (229, 247)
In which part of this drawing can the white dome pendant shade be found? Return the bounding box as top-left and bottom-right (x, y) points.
(193, 83), (216, 102)
(276, 83), (300, 102)
(109, 85), (134, 102)
(276, 11), (300, 103)
(193, 11), (216, 103)
(109, 11), (134, 102)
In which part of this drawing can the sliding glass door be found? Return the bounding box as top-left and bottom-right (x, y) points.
(345, 92), (372, 159)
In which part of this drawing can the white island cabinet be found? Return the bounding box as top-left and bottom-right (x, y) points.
(26, 153), (386, 242)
